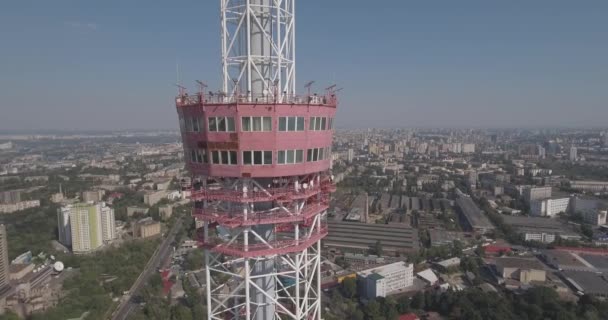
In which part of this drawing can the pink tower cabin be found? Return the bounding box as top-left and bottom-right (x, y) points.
(175, 1), (338, 319)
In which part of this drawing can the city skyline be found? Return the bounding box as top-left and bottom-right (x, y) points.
(2, 0), (608, 130)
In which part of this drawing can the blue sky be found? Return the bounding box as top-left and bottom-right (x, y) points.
(1, 0), (607, 130)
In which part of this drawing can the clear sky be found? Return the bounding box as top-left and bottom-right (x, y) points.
(1, 0), (607, 130)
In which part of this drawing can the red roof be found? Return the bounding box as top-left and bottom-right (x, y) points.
(399, 314), (420, 320)
(484, 245), (512, 254)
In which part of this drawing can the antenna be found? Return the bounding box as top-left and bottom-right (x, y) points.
(304, 81), (315, 97)
(174, 84), (187, 96)
(325, 84), (337, 92)
(195, 80), (207, 96)
(176, 58), (180, 86)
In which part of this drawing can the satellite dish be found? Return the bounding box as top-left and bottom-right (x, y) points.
(54, 261), (65, 272)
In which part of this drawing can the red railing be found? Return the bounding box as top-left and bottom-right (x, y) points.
(190, 184), (325, 203)
(193, 203), (329, 228)
(176, 92), (338, 108)
(203, 228), (328, 258)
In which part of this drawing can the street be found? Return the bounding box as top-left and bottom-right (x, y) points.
(111, 216), (184, 320)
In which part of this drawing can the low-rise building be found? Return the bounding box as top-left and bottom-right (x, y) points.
(435, 257), (461, 272)
(494, 257), (546, 284)
(523, 186), (552, 204)
(502, 215), (581, 243)
(0, 200), (40, 214)
(530, 197), (570, 217)
(159, 205), (173, 220)
(134, 218), (161, 238)
(357, 261), (414, 299)
(571, 181), (608, 193)
(144, 190), (167, 206)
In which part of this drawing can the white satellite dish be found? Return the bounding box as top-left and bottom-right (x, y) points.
(53, 261), (65, 272)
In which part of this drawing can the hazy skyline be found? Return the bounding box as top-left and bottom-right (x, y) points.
(1, 0), (607, 130)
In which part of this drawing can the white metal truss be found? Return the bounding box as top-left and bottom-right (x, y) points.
(200, 175), (326, 320)
(221, 0), (296, 102)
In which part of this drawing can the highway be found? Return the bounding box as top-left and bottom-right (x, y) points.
(111, 216), (183, 320)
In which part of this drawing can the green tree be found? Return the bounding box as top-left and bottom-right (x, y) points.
(171, 305), (193, 320)
(581, 225), (594, 239)
(372, 240), (383, 256)
(341, 277), (357, 299)
(411, 292), (425, 309)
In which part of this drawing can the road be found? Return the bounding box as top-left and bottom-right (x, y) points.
(111, 217), (183, 320)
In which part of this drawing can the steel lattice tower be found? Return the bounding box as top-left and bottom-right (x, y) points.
(175, 1), (338, 319)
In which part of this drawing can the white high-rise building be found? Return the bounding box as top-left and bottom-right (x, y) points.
(347, 148), (354, 163)
(57, 206), (72, 247)
(100, 204), (116, 243)
(0, 225), (9, 290)
(570, 147), (578, 162)
(462, 143), (475, 154)
(58, 202), (115, 253)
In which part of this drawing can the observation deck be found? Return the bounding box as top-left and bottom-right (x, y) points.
(176, 92), (338, 108)
(201, 228), (328, 258)
(193, 203), (329, 229)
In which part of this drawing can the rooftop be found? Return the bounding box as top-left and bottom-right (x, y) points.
(325, 221), (419, 252)
(456, 196), (494, 231)
(495, 257), (545, 270)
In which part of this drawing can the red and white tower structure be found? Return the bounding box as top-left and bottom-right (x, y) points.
(175, 1), (338, 319)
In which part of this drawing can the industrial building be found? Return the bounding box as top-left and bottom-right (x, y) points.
(455, 195), (495, 233)
(324, 221), (419, 255)
(529, 197), (570, 217)
(570, 181), (608, 193)
(523, 186), (552, 204)
(175, 1), (338, 318)
(563, 271), (608, 297)
(357, 261), (414, 299)
(494, 257), (546, 284)
(502, 215), (580, 243)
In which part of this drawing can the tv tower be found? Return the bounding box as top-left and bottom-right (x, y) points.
(175, 1), (338, 319)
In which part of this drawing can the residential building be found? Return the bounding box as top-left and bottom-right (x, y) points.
(134, 218), (161, 238)
(0, 191), (21, 204)
(0, 225), (9, 290)
(570, 147), (578, 162)
(100, 205), (116, 242)
(57, 202), (116, 253)
(357, 261), (414, 299)
(127, 206), (149, 217)
(347, 148), (354, 163)
(57, 206), (72, 246)
(0, 200), (40, 214)
(144, 190), (167, 206)
(462, 143), (475, 153)
(81, 190), (104, 203)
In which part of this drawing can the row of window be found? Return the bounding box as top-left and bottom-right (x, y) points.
(309, 117), (334, 131)
(307, 147), (331, 162)
(180, 115), (334, 133)
(186, 148), (331, 165)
